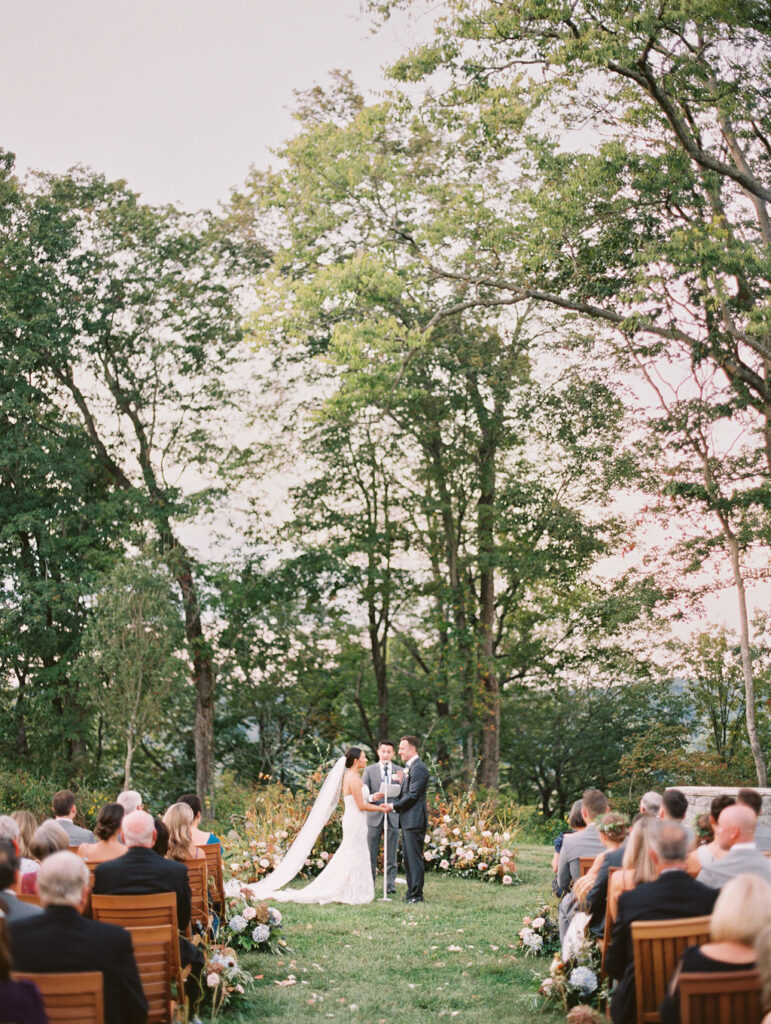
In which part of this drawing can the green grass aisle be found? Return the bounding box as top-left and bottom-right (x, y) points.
(224, 844), (563, 1024)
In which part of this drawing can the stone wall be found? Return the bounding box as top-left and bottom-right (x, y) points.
(678, 786), (771, 827)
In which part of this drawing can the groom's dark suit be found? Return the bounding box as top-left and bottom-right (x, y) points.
(391, 756), (429, 901)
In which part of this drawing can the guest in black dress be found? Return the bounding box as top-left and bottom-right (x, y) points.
(0, 898), (47, 1024)
(660, 872), (771, 1024)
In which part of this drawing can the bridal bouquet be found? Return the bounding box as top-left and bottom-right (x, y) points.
(221, 881), (286, 954)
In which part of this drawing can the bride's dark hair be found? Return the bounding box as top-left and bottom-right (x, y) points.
(344, 747), (363, 768)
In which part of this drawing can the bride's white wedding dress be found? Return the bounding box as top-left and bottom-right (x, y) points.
(242, 758), (375, 905)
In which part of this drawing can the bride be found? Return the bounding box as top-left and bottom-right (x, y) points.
(243, 747), (392, 905)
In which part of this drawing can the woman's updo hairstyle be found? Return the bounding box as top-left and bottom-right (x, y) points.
(94, 802), (124, 841)
(345, 747), (363, 768)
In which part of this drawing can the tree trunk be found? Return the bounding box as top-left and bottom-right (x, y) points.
(724, 529), (768, 785)
(475, 403), (499, 789)
(123, 732), (134, 790)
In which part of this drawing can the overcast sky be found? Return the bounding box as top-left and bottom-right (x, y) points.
(0, 0), (433, 208)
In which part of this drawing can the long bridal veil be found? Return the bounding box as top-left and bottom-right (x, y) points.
(244, 755), (346, 898)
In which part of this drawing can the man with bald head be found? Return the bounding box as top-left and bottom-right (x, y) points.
(93, 810), (204, 1011)
(697, 802), (771, 888)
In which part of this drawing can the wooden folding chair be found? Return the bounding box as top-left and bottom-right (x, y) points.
(598, 865), (622, 974)
(91, 891), (180, 934)
(128, 923), (181, 1024)
(632, 916), (712, 1024)
(12, 970), (104, 1024)
(182, 857), (211, 936)
(679, 969), (762, 1024)
(579, 855), (596, 877)
(201, 842), (226, 917)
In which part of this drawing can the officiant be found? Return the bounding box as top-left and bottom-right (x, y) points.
(363, 740), (402, 895)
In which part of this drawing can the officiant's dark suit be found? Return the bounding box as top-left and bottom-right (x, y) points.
(93, 845), (204, 1002)
(10, 905), (148, 1024)
(363, 760), (402, 894)
(604, 869), (717, 1024)
(390, 746), (429, 902)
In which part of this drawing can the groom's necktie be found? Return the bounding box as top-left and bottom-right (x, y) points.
(382, 763), (389, 784)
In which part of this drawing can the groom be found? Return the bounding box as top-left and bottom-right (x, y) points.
(389, 735), (429, 904)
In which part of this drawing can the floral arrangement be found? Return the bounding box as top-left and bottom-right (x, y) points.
(197, 941), (255, 1019)
(423, 810), (518, 883)
(538, 938), (604, 1011)
(220, 880), (286, 954)
(517, 904), (560, 957)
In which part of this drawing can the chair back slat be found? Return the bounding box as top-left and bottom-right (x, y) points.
(182, 857), (209, 934)
(128, 923), (177, 1024)
(599, 865), (622, 979)
(578, 855), (595, 877)
(632, 916), (712, 1024)
(91, 891), (179, 934)
(16, 891), (42, 906)
(11, 970), (105, 1024)
(679, 969), (762, 1024)
(201, 842), (226, 914)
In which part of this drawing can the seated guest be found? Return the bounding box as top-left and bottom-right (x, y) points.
(10, 811), (38, 874)
(51, 789), (95, 845)
(737, 788), (771, 853)
(574, 813), (629, 907)
(9, 851), (147, 1024)
(556, 789), (608, 941)
(0, 816), (37, 879)
(556, 789), (608, 895)
(607, 814), (659, 924)
(552, 800), (585, 875)
(756, 923), (771, 1024)
(0, 901), (47, 1024)
(659, 873), (771, 1024)
(21, 822), (69, 893)
(93, 810), (204, 1010)
(659, 788), (695, 849)
(639, 791), (662, 816)
(605, 820), (718, 1024)
(685, 794), (735, 877)
(178, 793), (222, 846)
(163, 803), (205, 862)
(0, 839), (42, 924)
(152, 817), (170, 857)
(77, 804), (127, 863)
(116, 790), (143, 815)
(698, 803), (771, 888)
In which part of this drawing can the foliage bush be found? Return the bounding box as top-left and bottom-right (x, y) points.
(0, 769), (114, 828)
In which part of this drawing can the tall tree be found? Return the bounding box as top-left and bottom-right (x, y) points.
(0, 152), (261, 798)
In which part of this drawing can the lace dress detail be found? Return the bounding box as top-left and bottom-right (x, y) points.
(258, 786), (374, 905)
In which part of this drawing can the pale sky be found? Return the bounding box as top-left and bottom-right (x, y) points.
(0, 0), (432, 208)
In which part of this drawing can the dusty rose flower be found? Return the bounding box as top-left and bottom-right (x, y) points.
(566, 1007), (605, 1024)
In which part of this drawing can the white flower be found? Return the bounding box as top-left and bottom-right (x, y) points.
(440, 859), (450, 870)
(316, 859), (325, 869)
(320, 851), (330, 861)
(252, 924), (271, 943)
(206, 973), (220, 988)
(478, 862), (488, 871)
(528, 934), (543, 950)
(223, 880), (241, 897)
(424, 851), (434, 861)
(235, 984), (245, 994)
(481, 830), (492, 838)
(519, 927), (532, 941)
(532, 917), (545, 929)
(502, 875), (513, 885)
(452, 828), (460, 836)
(443, 814), (452, 823)
(259, 858), (270, 868)
(229, 915), (247, 933)
(502, 832), (510, 841)
(243, 906), (257, 921)
(268, 907), (282, 926)
(569, 966), (598, 995)
(463, 849), (475, 861)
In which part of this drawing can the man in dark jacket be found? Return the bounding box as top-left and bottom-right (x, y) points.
(390, 735), (430, 903)
(9, 851), (147, 1024)
(93, 809), (204, 1008)
(605, 820), (718, 1024)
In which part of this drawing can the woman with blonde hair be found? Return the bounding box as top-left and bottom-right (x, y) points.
(606, 814), (657, 925)
(163, 803), (204, 863)
(660, 873), (771, 1024)
(20, 821), (69, 893)
(10, 811), (37, 874)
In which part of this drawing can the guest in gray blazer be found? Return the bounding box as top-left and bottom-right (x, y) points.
(556, 788), (608, 941)
(698, 803), (771, 888)
(51, 789), (95, 845)
(0, 839), (42, 924)
(363, 740), (402, 895)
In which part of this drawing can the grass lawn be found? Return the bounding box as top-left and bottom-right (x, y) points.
(220, 843), (563, 1024)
